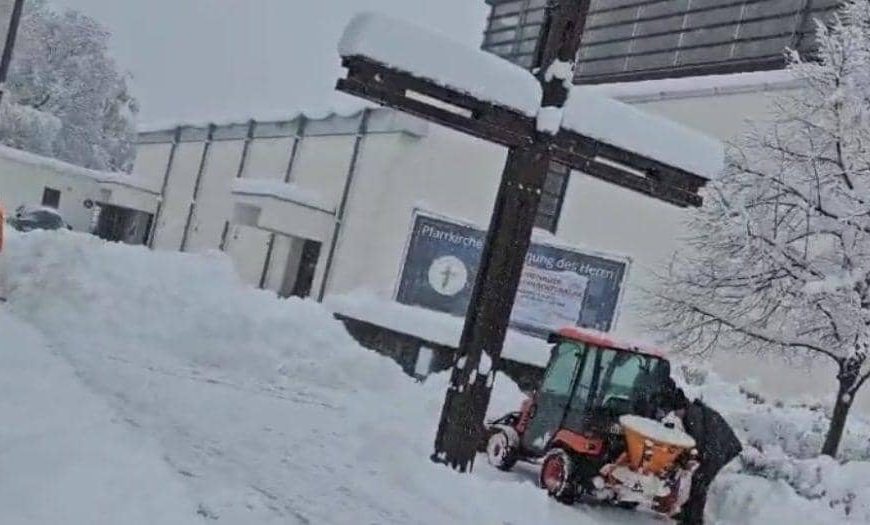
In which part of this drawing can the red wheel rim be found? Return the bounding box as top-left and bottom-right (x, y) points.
(542, 455), (565, 492)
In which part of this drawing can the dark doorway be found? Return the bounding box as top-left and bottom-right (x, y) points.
(41, 187), (61, 208)
(290, 239), (321, 298)
(94, 204), (153, 245)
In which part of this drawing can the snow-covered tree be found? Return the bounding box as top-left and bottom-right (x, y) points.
(651, 0), (870, 457)
(0, 0), (137, 172)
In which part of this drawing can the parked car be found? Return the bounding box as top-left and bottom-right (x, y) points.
(8, 206), (70, 232)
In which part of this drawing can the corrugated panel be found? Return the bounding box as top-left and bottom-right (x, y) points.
(481, 0), (842, 83)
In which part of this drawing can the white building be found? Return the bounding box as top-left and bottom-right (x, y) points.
(127, 70), (861, 410)
(1, 0), (858, 409)
(128, 72), (785, 325)
(0, 144), (158, 240)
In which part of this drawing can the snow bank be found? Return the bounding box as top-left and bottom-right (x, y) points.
(562, 88), (725, 180)
(0, 311), (196, 524)
(232, 177), (334, 213)
(339, 12), (542, 117)
(0, 231), (608, 524)
(679, 366), (870, 462)
(3, 230), (867, 524)
(676, 365), (870, 523)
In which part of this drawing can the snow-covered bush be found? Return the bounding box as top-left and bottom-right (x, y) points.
(652, 0), (870, 457)
(676, 364), (870, 522)
(1, 0), (137, 172)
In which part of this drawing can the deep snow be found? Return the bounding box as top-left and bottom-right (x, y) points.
(1, 230), (868, 524)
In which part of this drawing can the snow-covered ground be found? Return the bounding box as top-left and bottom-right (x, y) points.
(1, 230), (868, 524)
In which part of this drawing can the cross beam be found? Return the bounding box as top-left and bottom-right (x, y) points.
(338, 55), (705, 207)
(335, 1), (714, 472)
(338, 56), (534, 149)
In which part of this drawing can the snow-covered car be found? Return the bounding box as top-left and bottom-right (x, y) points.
(7, 206), (70, 232)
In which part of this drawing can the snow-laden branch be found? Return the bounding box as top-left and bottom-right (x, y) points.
(649, 0), (870, 456)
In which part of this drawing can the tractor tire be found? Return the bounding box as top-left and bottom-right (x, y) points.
(540, 448), (577, 504)
(485, 429), (519, 471)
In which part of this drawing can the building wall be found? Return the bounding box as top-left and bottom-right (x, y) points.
(132, 85), (869, 413)
(0, 157), (98, 231)
(132, 113), (379, 296)
(326, 128), (508, 298)
(187, 140), (244, 252)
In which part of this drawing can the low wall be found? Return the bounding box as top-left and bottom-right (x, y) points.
(335, 313), (544, 392)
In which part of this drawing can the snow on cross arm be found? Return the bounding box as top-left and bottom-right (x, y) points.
(562, 87), (725, 180)
(338, 12), (542, 118)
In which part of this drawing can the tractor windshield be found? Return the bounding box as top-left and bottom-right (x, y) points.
(591, 348), (669, 418)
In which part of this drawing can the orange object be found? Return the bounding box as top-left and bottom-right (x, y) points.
(551, 429), (604, 457)
(620, 415), (694, 475)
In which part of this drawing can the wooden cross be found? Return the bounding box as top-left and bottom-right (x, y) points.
(336, 0), (711, 472)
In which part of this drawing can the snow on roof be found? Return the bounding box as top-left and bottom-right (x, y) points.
(562, 87), (725, 180)
(138, 98), (372, 134)
(231, 178), (334, 214)
(325, 292), (552, 367)
(587, 69), (800, 103)
(0, 144), (159, 195)
(339, 12), (542, 118)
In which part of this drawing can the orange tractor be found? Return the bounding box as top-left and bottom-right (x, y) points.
(484, 328), (698, 517)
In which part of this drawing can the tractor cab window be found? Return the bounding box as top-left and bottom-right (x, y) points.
(522, 340), (587, 453)
(540, 341), (583, 396)
(591, 349), (666, 418)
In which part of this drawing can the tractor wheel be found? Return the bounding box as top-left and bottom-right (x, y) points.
(485, 429), (519, 471)
(540, 448), (577, 504)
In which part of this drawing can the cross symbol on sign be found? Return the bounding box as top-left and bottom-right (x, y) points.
(428, 256), (468, 297)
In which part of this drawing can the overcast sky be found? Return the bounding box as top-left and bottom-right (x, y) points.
(50, 0), (490, 127)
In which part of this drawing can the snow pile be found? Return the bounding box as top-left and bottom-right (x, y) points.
(339, 12), (542, 117)
(0, 310), (195, 524)
(2, 230), (867, 524)
(0, 230), (608, 524)
(678, 366), (870, 461)
(675, 365), (870, 523)
(232, 177), (335, 213)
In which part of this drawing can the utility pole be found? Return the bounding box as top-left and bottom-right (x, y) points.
(0, 0), (25, 110)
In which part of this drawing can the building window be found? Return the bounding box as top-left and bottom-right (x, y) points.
(535, 161), (569, 233)
(41, 187), (61, 209)
(483, 0), (548, 68)
(482, 0), (842, 82)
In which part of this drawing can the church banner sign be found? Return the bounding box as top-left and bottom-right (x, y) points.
(396, 211), (630, 337)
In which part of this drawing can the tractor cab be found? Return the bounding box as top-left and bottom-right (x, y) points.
(484, 328), (697, 517)
(521, 328), (671, 456)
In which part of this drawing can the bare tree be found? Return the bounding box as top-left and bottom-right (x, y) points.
(651, 1), (870, 457)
